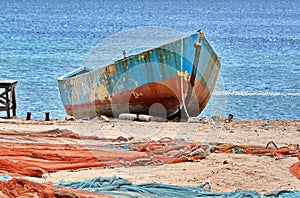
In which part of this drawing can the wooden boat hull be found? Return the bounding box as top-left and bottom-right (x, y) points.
(58, 31), (221, 119)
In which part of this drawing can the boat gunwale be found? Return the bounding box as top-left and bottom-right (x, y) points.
(57, 31), (220, 82)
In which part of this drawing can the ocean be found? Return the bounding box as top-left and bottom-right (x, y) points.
(0, 0), (299, 120)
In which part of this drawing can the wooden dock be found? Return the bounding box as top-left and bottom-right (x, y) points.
(0, 80), (18, 118)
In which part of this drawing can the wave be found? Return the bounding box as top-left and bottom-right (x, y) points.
(213, 91), (300, 96)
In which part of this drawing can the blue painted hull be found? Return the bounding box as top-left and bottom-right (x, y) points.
(58, 31), (221, 119)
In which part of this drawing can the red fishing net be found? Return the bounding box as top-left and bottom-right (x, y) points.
(0, 129), (209, 178)
(218, 143), (300, 179)
(0, 177), (112, 198)
(1, 128), (299, 197)
(290, 154), (300, 179)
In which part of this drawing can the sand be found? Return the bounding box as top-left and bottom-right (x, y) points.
(0, 117), (299, 194)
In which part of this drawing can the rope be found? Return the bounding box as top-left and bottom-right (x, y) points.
(265, 141), (279, 149)
(264, 190), (300, 197)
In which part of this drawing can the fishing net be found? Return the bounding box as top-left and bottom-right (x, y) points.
(0, 129), (210, 178)
(0, 177), (112, 198)
(218, 143), (300, 179)
(55, 175), (262, 197)
(0, 129), (299, 179)
(1, 175), (300, 198)
(289, 154), (300, 180)
(55, 176), (300, 198)
(0, 128), (299, 196)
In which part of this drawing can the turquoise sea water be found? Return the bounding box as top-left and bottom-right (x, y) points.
(0, 0), (299, 120)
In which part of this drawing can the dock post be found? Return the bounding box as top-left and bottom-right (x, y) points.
(26, 112), (31, 120)
(45, 112), (50, 121)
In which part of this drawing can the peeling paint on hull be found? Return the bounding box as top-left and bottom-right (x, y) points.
(63, 76), (209, 118)
(58, 31), (221, 119)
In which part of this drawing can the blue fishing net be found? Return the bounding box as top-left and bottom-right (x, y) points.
(55, 175), (262, 197)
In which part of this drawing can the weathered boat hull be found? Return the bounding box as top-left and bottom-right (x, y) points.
(58, 31), (220, 119)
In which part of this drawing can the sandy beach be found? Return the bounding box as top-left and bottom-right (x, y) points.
(0, 117), (299, 195)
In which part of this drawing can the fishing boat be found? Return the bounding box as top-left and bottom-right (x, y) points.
(58, 30), (221, 120)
